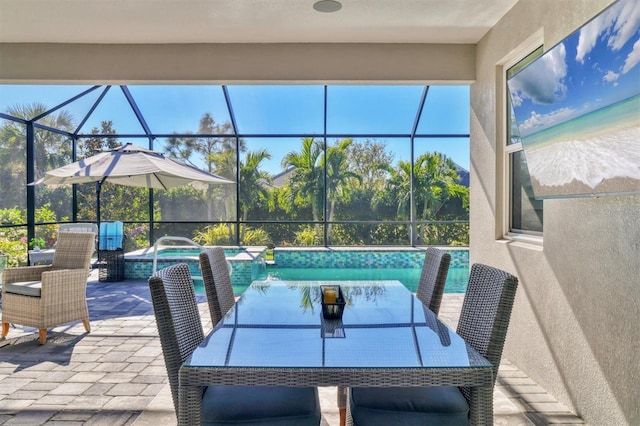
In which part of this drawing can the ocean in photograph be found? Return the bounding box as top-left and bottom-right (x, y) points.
(522, 94), (640, 196)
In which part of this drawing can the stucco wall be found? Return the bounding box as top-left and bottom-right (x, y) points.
(471, 1), (640, 425)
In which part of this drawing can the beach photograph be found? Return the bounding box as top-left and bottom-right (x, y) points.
(508, 0), (640, 198)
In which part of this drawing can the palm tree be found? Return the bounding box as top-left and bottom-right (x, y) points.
(239, 149), (272, 238)
(387, 161), (412, 220)
(282, 138), (324, 233)
(0, 120), (28, 209)
(387, 152), (467, 244)
(414, 152), (467, 220)
(5, 103), (75, 176)
(323, 138), (361, 240)
(0, 120), (25, 166)
(281, 138), (363, 242)
(0, 103), (75, 209)
(209, 146), (238, 229)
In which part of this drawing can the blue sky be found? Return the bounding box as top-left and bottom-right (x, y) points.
(508, 0), (640, 137)
(0, 84), (470, 174)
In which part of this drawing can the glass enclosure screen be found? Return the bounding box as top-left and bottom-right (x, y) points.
(0, 84), (470, 252)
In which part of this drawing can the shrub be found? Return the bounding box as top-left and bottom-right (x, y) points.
(241, 228), (271, 246)
(193, 224), (234, 246)
(0, 240), (27, 267)
(125, 224), (150, 250)
(294, 226), (321, 246)
(193, 224), (272, 246)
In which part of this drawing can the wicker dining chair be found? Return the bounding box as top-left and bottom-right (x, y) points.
(347, 263), (518, 426)
(416, 247), (451, 314)
(335, 247), (453, 426)
(199, 247), (235, 326)
(149, 263), (322, 425)
(1, 231), (95, 344)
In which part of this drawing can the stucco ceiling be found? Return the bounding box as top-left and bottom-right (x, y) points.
(0, 0), (519, 44)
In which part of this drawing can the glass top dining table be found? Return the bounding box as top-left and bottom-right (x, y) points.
(179, 280), (495, 425)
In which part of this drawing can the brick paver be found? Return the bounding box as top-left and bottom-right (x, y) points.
(0, 271), (585, 425)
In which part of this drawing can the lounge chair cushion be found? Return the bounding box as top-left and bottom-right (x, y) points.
(350, 386), (469, 426)
(201, 385), (321, 426)
(4, 281), (42, 297)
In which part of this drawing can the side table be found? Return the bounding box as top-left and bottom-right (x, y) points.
(28, 249), (55, 266)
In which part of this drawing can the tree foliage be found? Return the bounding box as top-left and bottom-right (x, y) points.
(1, 106), (470, 257)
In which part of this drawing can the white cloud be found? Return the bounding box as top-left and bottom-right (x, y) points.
(577, 0), (640, 63)
(602, 70), (619, 82)
(520, 107), (578, 136)
(510, 43), (567, 105)
(608, 0), (640, 51)
(510, 91), (523, 107)
(622, 38), (640, 74)
(576, 6), (618, 63)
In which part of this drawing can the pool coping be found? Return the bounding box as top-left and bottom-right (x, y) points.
(125, 245), (267, 261)
(274, 246), (469, 252)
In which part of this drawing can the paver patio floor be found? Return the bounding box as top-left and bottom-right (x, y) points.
(0, 270), (585, 425)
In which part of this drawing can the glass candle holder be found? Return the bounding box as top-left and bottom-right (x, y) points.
(323, 287), (337, 303)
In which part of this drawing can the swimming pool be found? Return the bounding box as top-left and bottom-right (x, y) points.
(261, 266), (469, 293)
(260, 247), (469, 294)
(125, 245), (469, 295)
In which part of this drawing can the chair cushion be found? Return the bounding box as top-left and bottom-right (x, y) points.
(201, 385), (321, 426)
(4, 281), (42, 297)
(350, 386), (469, 426)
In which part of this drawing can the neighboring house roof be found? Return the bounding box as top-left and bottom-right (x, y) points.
(268, 166), (296, 188)
(455, 164), (470, 187)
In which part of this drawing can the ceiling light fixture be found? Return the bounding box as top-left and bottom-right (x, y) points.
(313, 0), (342, 13)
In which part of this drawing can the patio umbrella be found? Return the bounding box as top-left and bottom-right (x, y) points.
(30, 143), (234, 247)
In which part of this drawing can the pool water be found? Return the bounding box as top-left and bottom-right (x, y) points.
(260, 266), (469, 293)
(139, 246), (469, 295)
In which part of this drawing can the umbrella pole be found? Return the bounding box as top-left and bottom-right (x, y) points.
(96, 181), (102, 252)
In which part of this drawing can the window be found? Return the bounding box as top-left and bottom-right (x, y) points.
(506, 47), (544, 235)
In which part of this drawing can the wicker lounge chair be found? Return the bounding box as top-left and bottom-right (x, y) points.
(347, 263), (518, 426)
(59, 223), (100, 261)
(1, 231), (95, 344)
(148, 263), (322, 425)
(199, 247), (235, 326)
(59, 222), (99, 235)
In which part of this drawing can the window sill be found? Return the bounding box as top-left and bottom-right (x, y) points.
(498, 233), (543, 251)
